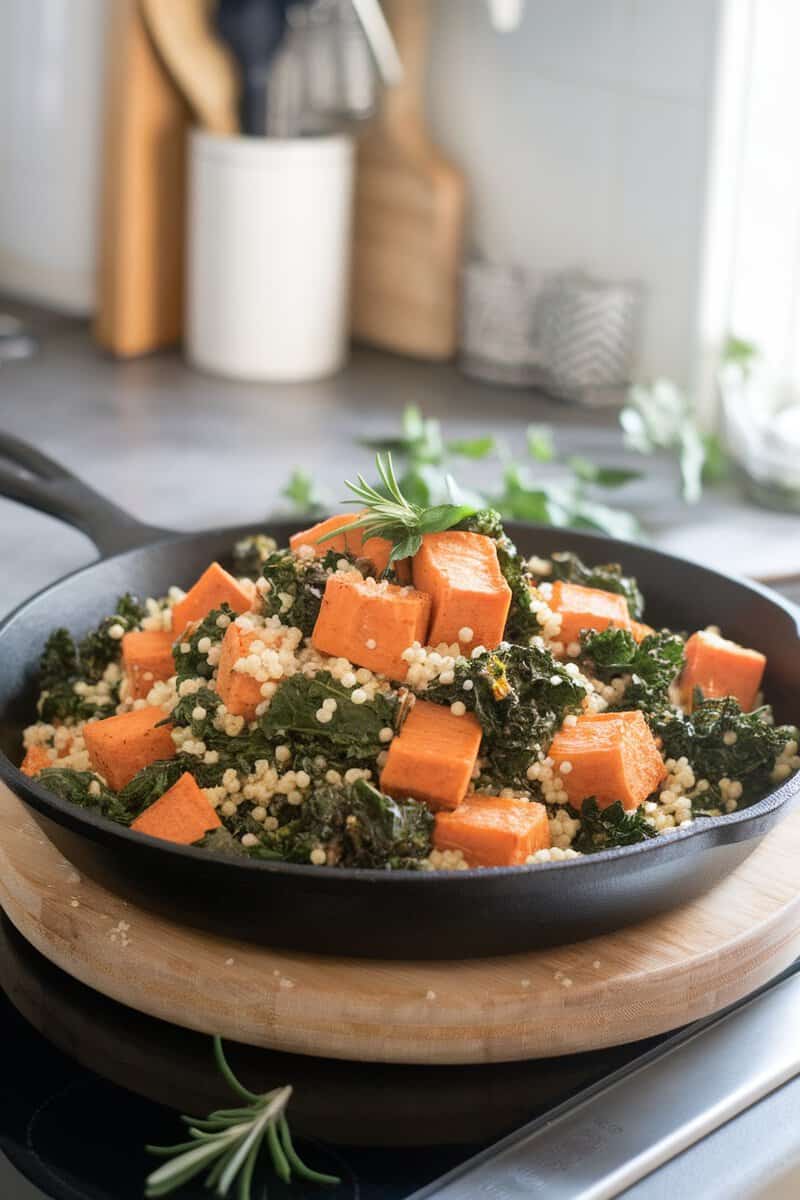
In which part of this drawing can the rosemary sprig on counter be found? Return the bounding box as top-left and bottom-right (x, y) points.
(318, 451), (476, 564)
(144, 1036), (339, 1198)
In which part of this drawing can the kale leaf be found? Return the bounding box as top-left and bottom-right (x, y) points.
(580, 628), (685, 715)
(531, 551), (645, 621)
(423, 643), (586, 788)
(651, 697), (798, 810)
(571, 798), (657, 853)
(252, 779), (432, 868)
(37, 594), (145, 721)
(117, 758), (186, 819)
(36, 768), (132, 825)
(257, 548), (359, 636)
(172, 605), (232, 682)
(168, 685), (273, 780)
(261, 672), (397, 764)
(78, 593), (145, 681)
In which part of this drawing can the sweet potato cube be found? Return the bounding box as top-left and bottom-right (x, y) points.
(411, 531), (512, 653)
(312, 574), (431, 681)
(171, 562), (253, 638)
(122, 630), (175, 700)
(290, 512), (404, 578)
(434, 795), (551, 867)
(681, 630), (766, 712)
(83, 706), (176, 791)
(216, 622), (266, 721)
(630, 620), (655, 644)
(380, 699), (483, 811)
(20, 745), (53, 777)
(550, 581), (631, 646)
(131, 771), (221, 845)
(548, 710), (665, 811)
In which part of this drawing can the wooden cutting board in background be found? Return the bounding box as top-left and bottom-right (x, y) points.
(351, 0), (466, 360)
(94, 0), (189, 357)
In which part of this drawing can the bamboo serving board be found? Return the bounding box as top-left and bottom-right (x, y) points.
(1, 781), (799, 1065)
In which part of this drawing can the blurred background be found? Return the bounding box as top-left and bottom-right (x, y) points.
(1, 0), (799, 612)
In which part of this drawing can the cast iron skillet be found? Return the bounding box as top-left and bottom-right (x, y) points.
(0, 433), (798, 959)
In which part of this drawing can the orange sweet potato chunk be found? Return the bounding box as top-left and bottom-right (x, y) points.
(380, 699), (483, 811)
(550, 581), (631, 646)
(681, 630), (766, 712)
(131, 771), (220, 845)
(122, 630), (175, 700)
(216, 623), (265, 721)
(548, 711), (665, 811)
(312, 574), (431, 681)
(411, 531), (511, 653)
(171, 562), (253, 638)
(83, 706), (176, 792)
(20, 745), (53, 777)
(290, 513), (403, 578)
(434, 795), (551, 867)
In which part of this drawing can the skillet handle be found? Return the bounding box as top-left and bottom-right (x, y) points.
(0, 434), (173, 558)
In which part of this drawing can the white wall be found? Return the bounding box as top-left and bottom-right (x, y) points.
(427, 0), (721, 386)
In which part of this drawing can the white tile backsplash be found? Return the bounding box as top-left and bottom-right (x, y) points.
(428, 0), (722, 385)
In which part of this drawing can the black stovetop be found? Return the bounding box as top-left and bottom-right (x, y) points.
(0, 915), (665, 1200)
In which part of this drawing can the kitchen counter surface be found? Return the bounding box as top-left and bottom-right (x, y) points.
(1, 301), (799, 619)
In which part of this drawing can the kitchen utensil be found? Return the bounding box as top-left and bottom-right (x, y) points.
(187, 128), (354, 380)
(351, 0), (466, 360)
(0, 435), (798, 960)
(350, 0), (403, 84)
(303, 0), (377, 132)
(215, 0), (288, 135)
(93, 0), (189, 357)
(2, 780), (799, 1064)
(140, 0), (240, 134)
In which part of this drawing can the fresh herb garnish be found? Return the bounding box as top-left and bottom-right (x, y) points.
(320, 453), (477, 566)
(144, 1035), (338, 1198)
(580, 628), (685, 715)
(571, 798), (657, 853)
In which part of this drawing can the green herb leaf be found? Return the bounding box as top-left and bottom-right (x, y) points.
(446, 435), (496, 459)
(567, 457), (642, 488)
(527, 425), (555, 462)
(281, 468), (325, 515)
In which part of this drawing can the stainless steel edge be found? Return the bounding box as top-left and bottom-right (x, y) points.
(410, 971), (800, 1199)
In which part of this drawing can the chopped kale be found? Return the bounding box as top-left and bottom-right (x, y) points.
(36, 768), (132, 825)
(117, 758), (186, 819)
(197, 826), (251, 857)
(580, 628), (685, 715)
(571, 798), (657, 853)
(457, 509), (541, 641)
(78, 593), (145, 681)
(531, 551), (645, 621)
(423, 643), (586, 788)
(168, 685), (273, 780)
(651, 697), (798, 810)
(36, 594), (145, 721)
(257, 548), (359, 636)
(172, 605), (233, 682)
(261, 672), (397, 765)
(232, 533), (278, 579)
(253, 779), (433, 868)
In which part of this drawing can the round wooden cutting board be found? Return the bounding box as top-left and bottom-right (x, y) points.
(1, 781), (799, 1065)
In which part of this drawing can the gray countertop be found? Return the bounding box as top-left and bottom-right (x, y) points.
(1, 301), (799, 619)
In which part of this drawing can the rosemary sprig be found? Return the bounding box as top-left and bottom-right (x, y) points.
(318, 452), (476, 564)
(144, 1036), (340, 1198)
